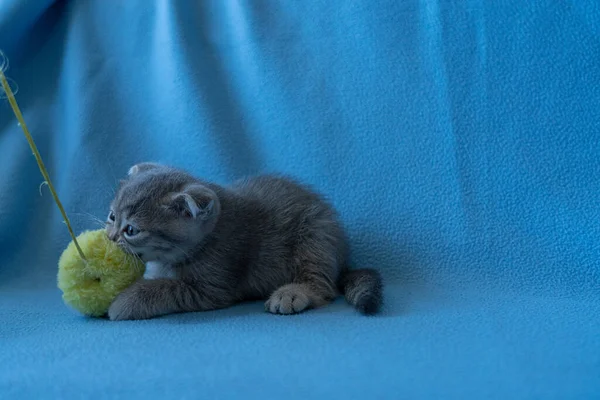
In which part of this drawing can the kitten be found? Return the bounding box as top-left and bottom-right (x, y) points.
(106, 163), (383, 320)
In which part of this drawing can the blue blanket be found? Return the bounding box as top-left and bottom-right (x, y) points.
(1, 0), (599, 398)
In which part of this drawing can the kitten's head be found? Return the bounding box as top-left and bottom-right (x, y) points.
(106, 163), (220, 263)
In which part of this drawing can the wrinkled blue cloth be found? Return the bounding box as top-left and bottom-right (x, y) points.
(1, 1), (599, 398)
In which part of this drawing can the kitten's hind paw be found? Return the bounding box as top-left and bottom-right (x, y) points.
(265, 284), (311, 315)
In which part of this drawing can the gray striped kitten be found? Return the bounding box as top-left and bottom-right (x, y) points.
(106, 163), (383, 320)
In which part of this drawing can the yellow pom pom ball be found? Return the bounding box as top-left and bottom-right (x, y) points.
(57, 229), (145, 317)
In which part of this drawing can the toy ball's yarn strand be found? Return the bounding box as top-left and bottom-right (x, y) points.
(0, 64), (87, 261)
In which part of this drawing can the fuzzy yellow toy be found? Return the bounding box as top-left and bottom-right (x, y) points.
(57, 230), (144, 316)
(0, 53), (143, 317)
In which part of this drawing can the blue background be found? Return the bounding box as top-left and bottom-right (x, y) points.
(1, 0), (599, 398)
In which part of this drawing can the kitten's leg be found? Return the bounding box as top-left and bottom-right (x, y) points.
(265, 224), (343, 315)
(265, 251), (340, 315)
(108, 279), (218, 321)
(265, 220), (343, 315)
(265, 280), (336, 315)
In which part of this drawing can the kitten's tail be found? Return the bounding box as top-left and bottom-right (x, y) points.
(339, 268), (383, 315)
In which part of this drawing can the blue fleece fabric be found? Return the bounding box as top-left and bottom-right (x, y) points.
(0, 1), (599, 398)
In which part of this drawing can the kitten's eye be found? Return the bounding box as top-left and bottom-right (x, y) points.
(124, 225), (140, 237)
(108, 211), (115, 222)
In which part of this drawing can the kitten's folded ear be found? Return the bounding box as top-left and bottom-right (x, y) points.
(128, 162), (162, 176)
(169, 184), (220, 220)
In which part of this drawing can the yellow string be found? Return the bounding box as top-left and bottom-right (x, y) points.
(0, 69), (87, 261)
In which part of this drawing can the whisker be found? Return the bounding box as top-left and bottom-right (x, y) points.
(104, 157), (120, 195)
(167, 242), (194, 262)
(122, 241), (145, 267)
(71, 212), (107, 229)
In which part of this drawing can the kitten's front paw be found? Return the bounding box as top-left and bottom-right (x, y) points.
(108, 285), (150, 321)
(265, 284), (310, 315)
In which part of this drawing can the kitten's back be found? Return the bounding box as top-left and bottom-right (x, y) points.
(233, 175), (346, 252)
